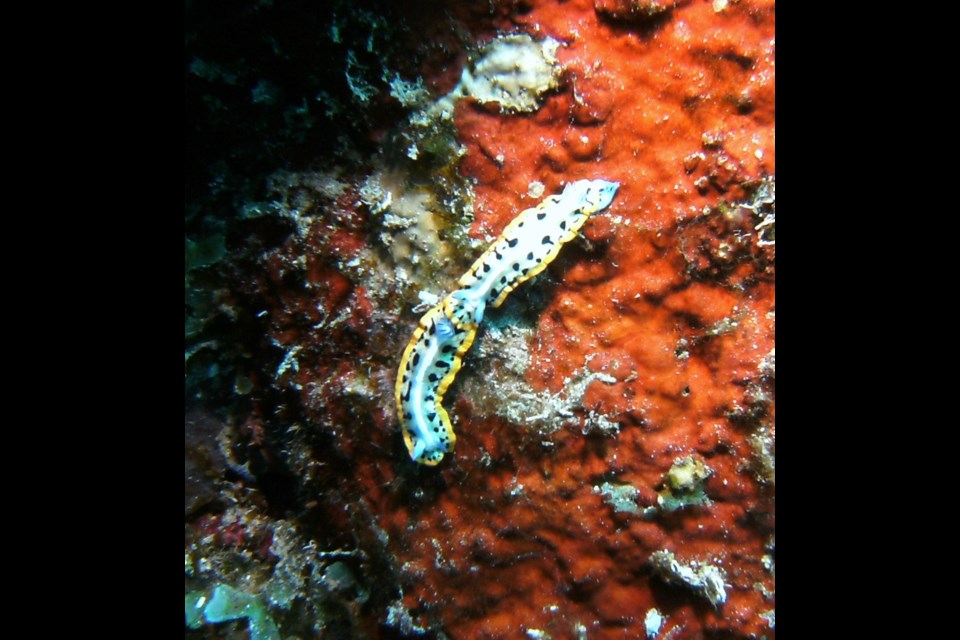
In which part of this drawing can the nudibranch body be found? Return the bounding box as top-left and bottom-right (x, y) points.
(451, 179), (620, 324)
(396, 179), (619, 465)
(395, 304), (478, 466)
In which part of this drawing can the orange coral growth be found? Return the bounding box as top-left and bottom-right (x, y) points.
(237, 1), (774, 638)
(377, 0), (776, 637)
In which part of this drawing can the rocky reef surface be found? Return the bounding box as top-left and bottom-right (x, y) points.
(185, 1), (774, 637)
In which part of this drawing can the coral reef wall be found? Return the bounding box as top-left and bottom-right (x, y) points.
(185, 0), (774, 638)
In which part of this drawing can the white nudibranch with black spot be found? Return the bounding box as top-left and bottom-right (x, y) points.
(396, 179), (620, 465)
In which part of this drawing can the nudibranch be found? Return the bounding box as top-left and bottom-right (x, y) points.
(395, 304), (478, 465)
(396, 179), (620, 465)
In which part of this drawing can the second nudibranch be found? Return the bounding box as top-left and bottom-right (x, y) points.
(396, 179), (620, 465)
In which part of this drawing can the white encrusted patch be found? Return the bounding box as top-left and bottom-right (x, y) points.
(459, 34), (561, 112)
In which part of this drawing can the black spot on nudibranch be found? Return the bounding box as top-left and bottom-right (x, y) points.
(537, 212), (546, 220)
(413, 353), (420, 366)
(483, 263), (491, 273)
(527, 251), (535, 260)
(428, 373), (438, 382)
(436, 360), (450, 369)
(507, 238), (518, 248)
(560, 220), (567, 230)
(427, 412), (437, 422)
(429, 323), (436, 335)
(542, 235), (554, 245)
(441, 345), (455, 353)
(512, 263), (520, 271)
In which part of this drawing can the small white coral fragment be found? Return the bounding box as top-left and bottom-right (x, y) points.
(385, 598), (428, 636)
(644, 608), (665, 639)
(389, 73), (430, 108)
(759, 347), (775, 378)
(759, 609), (775, 629)
(650, 549), (727, 608)
(595, 481), (643, 515)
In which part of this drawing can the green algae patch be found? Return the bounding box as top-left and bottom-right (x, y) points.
(185, 584), (280, 640)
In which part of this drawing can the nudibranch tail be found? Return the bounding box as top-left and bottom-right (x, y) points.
(395, 304), (477, 465)
(395, 178), (619, 465)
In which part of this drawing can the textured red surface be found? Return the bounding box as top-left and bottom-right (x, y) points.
(377, 1), (776, 637)
(217, 1), (775, 638)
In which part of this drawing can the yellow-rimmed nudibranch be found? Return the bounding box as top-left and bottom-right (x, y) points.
(395, 179), (619, 465)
